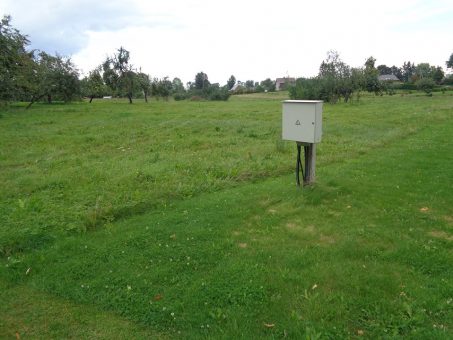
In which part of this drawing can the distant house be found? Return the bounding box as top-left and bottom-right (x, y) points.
(275, 77), (296, 91)
(378, 74), (399, 82)
(230, 83), (243, 92)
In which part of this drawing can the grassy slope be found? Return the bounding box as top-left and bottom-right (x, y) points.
(1, 93), (452, 338)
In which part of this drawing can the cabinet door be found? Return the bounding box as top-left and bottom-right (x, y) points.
(282, 103), (315, 143)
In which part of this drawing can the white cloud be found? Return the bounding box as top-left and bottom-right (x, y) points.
(2, 0), (452, 84)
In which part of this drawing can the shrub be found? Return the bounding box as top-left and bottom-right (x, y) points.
(207, 87), (230, 101)
(187, 85), (230, 101)
(289, 78), (323, 101)
(173, 93), (187, 101)
(289, 77), (348, 103)
(394, 83), (417, 90)
(384, 83), (396, 96)
(416, 78), (435, 95)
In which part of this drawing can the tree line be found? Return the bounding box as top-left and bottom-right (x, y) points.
(0, 15), (275, 106)
(225, 75), (277, 94)
(1, 16), (78, 107)
(0, 16), (234, 106)
(289, 51), (453, 103)
(2, 15), (453, 106)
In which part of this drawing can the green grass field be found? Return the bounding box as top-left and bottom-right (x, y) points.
(1, 92), (452, 338)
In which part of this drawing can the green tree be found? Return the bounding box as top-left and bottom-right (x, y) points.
(0, 15), (31, 103)
(187, 73), (230, 101)
(194, 72), (210, 90)
(351, 67), (365, 100)
(290, 51), (363, 103)
(414, 63), (432, 80)
(81, 66), (106, 103)
(26, 51), (80, 108)
(416, 77), (435, 95)
(157, 77), (172, 100)
(172, 77), (185, 93)
(432, 66), (444, 84)
(205, 83), (230, 101)
(364, 56), (381, 94)
(103, 47), (137, 104)
(402, 61), (416, 82)
(151, 78), (160, 99)
(227, 75), (236, 90)
(364, 56), (376, 69)
(390, 66), (403, 81)
(245, 80), (254, 89)
(289, 78), (322, 101)
(446, 53), (453, 69)
(377, 64), (392, 75)
(149, 77), (173, 100)
(260, 78), (276, 92)
(136, 72), (151, 102)
(318, 50), (355, 102)
(1, 15), (79, 107)
(102, 59), (118, 95)
(412, 63), (443, 84)
(172, 77), (186, 100)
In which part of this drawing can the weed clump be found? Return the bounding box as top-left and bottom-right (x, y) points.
(84, 197), (113, 231)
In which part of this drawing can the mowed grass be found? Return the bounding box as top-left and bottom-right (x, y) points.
(1, 92), (451, 254)
(1, 92), (452, 338)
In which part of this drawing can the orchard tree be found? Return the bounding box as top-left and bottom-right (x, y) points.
(157, 77), (172, 100)
(318, 50), (343, 102)
(0, 15), (31, 103)
(151, 77), (160, 99)
(416, 77), (435, 95)
(26, 51), (80, 108)
(149, 77), (173, 100)
(364, 56), (381, 94)
(103, 47), (137, 103)
(81, 66), (106, 103)
(317, 50), (356, 102)
(136, 72), (151, 102)
(290, 51), (360, 103)
(42, 53), (80, 103)
(102, 59), (118, 94)
(351, 67), (365, 100)
(1, 15), (80, 107)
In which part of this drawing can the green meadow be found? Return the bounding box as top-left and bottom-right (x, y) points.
(1, 92), (452, 338)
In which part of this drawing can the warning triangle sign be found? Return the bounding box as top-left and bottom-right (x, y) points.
(295, 120), (301, 125)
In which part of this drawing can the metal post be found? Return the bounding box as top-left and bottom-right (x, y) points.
(304, 143), (316, 185)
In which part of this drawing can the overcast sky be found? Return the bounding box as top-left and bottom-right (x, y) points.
(2, 0), (452, 84)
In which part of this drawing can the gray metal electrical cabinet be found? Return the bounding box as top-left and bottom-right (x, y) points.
(282, 100), (323, 143)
